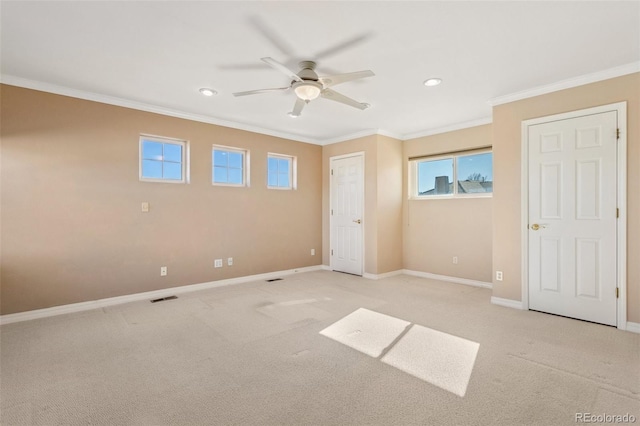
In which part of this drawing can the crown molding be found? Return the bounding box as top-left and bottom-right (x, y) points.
(320, 128), (404, 146)
(402, 117), (493, 141)
(5, 61), (637, 146)
(488, 61), (640, 107)
(0, 75), (322, 145)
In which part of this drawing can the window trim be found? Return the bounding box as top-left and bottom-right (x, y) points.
(409, 148), (493, 200)
(139, 134), (189, 184)
(211, 144), (250, 187)
(267, 152), (297, 190)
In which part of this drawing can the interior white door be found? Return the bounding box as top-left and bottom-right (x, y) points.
(330, 154), (364, 275)
(528, 111), (618, 326)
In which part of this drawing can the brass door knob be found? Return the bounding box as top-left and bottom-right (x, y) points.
(353, 219), (361, 224)
(530, 223), (548, 230)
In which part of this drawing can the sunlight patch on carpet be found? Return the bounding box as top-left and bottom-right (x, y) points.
(381, 324), (479, 397)
(319, 308), (410, 357)
(320, 308), (479, 397)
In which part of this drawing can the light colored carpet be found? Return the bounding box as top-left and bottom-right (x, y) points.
(1, 270), (639, 425)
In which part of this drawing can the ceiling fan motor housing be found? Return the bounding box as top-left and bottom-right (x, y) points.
(297, 61), (319, 81)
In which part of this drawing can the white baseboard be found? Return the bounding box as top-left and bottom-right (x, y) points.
(402, 270), (492, 289)
(625, 322), (640, 334)
(0, 265), (324, 325)
(362, 270), (403, 280)
(490, 296), (525, 310)
(322, 265), (402, 280)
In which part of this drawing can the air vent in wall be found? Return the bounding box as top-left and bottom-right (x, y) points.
(150, 295), (178, 303)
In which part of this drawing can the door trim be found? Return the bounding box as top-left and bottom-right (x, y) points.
(329, 152), (365, 275)
(520, 102), (627, 330)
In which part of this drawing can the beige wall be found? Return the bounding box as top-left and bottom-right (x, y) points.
(321, 134), (403, 275)
(376, 135), (403, 274)
(492, 73), (640, 322)
(4, 72), (637, 324)
(403, 125), (493, 282)
(1, 85), (322, 315)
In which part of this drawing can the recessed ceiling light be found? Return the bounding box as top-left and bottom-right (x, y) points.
(199, 88), (217, 96)
(423, 78), (442, 87)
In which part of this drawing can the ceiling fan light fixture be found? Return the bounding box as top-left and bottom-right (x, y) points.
(287, 112), (300, 118)
(199, 88), (217, 96)
(293, 81), (322, 101)
(423, 78), (442, 87)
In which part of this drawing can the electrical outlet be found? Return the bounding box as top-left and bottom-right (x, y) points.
(160, 266), (167, 276)
(311, 249), (315, 256)
(141, 202), (149, 213)
(453, 256), (458, 264)
(227, 257), (233, 266)
(496, 271), (503, 281)
(214, 259), (223, 268)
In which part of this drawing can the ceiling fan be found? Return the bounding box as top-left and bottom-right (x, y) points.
(233, 57), (374, 117)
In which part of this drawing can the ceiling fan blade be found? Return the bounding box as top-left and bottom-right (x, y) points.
(233, 87), (290, 97)
(290, 98), (306, 117)
(249, 16), (297, 57)
(261, 57), (302, 82)
(320, 70), (375, 88)
(321, 89), (369, 110)
(314, 33), (372, 60)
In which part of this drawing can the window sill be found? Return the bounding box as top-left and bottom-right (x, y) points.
(409, 194), (492, 200)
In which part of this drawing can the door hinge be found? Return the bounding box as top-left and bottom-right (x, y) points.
(617, 208), (619, 218)
(616, 128), (620, 140)
(331, 249), (334, 256)
(331, 209), (333, 215)
(331, 169), (334, 175)
(616, 287), (619, 298)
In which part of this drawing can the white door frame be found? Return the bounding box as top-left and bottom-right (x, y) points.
(329, 152), (365, 275)
(520, 102), (627, 330)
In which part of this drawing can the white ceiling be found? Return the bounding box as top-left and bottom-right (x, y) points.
(2, 1), (639, 144)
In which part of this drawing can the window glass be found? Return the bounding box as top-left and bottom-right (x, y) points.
(142, 142), (163, 161)
(142, 159), (162, 179)
(456, 152), (493, 194)
(163, 162), (182, 180)
(163, 144), (182, 163)
(417, 158), (453, 195)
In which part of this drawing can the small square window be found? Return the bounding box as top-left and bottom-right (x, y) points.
(267, 153), (296, 190)
(139, 135), (188, 183)
(212, 145), (249, 186)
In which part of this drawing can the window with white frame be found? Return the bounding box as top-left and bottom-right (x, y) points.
(267, 153), (296, 189)
(411, 150), (492, 198)
(139, 135), (188, 183)
(212, 145), (248, 186)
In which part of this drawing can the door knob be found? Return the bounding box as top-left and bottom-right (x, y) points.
(530, 223), (547, 230)
(353, 219), (361, 224)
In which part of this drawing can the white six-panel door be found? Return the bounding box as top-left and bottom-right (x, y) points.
(528, 111), (618, 326)
(330, 154), (364, 275)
